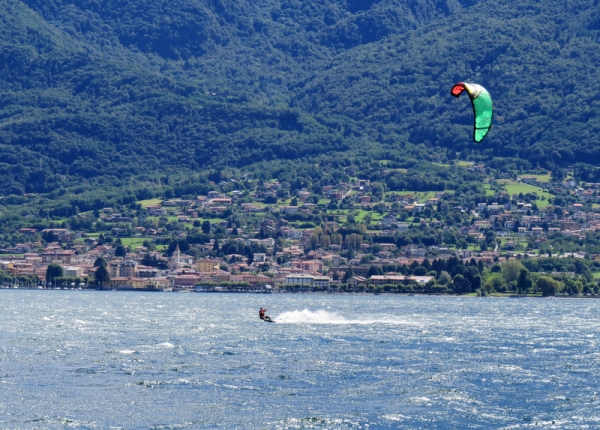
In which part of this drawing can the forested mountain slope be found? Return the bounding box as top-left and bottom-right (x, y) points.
(293, 0), (600, 165)
(0, 0), (599, 196)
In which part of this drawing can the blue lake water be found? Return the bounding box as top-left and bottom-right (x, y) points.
(1, 291), (599, 429)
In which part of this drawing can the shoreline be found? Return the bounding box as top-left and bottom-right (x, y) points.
(2, 286), (598, 299)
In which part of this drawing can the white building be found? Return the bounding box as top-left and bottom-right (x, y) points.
(285, 274), (314, 287)
(63, 266), (83, 277)
(312, 276), (331, 289)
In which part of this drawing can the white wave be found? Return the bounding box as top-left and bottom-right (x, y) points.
(119, 349), (136, 355)
(157, 342), (174, 349)
(383, 414), (408, 422)
(274, 309), (410, 325)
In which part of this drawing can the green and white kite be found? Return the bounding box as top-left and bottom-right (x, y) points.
(451, 82), (493, 143)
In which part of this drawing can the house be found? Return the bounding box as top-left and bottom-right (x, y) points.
(173, 274), (202, 287)
(408, 248), (425, 258)
(63, 266), (84, 277)
(381, 213), (398, 227)
(105, 277), (171, 290)
(41, 229), (73, 241)
(281, 206), (298, 214)
(561, 221), (579, 231)
(41, 250), (75, 264)
(456, 249), (473, 259)
(242, 203), (261, 212)
(285, 274), (314, 287)
(369, 275), (434, 286)
(18, 228), (38, 235)
(208, 198), (232, 206)
(582, 189), (595, 200)
(254, 253), (267, 263)
(474, 220), (490, 230)
(413, 204), (426, 213)
(291, 259), (323, 273)
(312, 276), (331, 289)
(197, 259), (219, 272)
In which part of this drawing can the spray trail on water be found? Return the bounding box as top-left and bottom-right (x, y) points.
(275, 309), (410, 325)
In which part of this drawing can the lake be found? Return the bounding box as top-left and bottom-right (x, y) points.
(1, 291), (599, 428)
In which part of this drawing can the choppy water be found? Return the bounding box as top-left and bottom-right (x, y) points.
(1, 291), (600, 429)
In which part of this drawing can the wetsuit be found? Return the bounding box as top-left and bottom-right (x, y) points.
(259, 309), (266, 320)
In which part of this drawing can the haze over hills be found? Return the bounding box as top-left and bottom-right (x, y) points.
(0, 0), (599, 197)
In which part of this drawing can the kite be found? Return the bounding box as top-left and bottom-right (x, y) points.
(451, 82), (493, 142)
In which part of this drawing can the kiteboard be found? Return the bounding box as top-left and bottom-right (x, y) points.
(263, 317), (275, 323)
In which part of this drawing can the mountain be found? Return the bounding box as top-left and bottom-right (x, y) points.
(0, 0), (599, 196)
(292, 0), (600, 164)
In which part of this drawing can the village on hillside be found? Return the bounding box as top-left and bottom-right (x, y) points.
(2, 164), (600, 296)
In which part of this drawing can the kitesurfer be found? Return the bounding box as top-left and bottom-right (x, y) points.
(259, 307), (273, 322)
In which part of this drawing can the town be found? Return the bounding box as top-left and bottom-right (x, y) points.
(1, 162), (600, 297)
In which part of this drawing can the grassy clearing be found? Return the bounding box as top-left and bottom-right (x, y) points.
(119, 237), (153, 247)
(137, 198), (163, 208)
(386, 191), (439, 202)
(498, 180), (552, 209)
(522, 174), (551, 183)
(355, 210), (383, 222)
(483, 184), (496, 196)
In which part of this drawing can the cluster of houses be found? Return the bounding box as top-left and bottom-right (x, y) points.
(0, 230), (437, 291)
(2, 171), (600, 291)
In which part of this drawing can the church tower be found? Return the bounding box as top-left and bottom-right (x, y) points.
(170, 243), (180, 272)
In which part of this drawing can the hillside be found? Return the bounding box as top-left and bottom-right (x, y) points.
(0, 0), (599, 197)
(293, 0), (600, 163)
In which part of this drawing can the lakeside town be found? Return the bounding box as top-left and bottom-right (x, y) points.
(2, 163), (600, 296)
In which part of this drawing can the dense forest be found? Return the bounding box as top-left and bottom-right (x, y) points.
(0, 0), (599, 199)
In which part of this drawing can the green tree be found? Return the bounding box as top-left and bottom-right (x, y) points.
(202, 220), (211, 234)
(367, 266), (383, 277)
(342, 267), (354, 283)
(115, 245), (127, 257)
(485, 272), (505, 293)
(142, 240), (156, 251)
(94, 265), (110, 289)
(438, 271), (452, 285)
(501, 260), (526, 284)
(45, 263), (63, 287)
(452, 274), (471, 294)
(94, 257), (107, 268)
(537, 276), (562, 297)
(516, 269), (533, 294)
